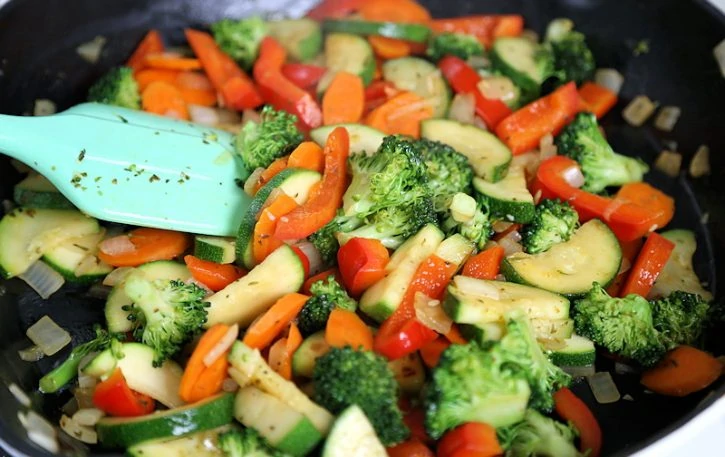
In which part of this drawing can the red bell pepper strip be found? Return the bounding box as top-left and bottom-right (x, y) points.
(430, 15), (524, 48)
(92, 368), (156, 417)
(305, 0), (364, 20)
(337, 238), (390, 296)
(419, 336), (451, 368)
(438, 56), (512, 128)
(374, 254), (457, 360)
(606, 237), (644, 296)
(274, 127), (349, 239)
(532, 156), (674, 241)
(579, 82), (618, 119)
(184, 29), (263, 110)
(364, 80), (400, 113)
(400, 398), (433, 445)
(254, 37), (322, 130)
(290, 245), (311, 279)
(127, 30), (165, 72)
(183, 255), (246, 292)
(496, 81), (582, 155)
(553, 388), (602, 457)
(461, 246), (505, 280)
(437, 422), (503, 457)
(619, 232), (675, 297)
(387, 440), (434, 457)
(281, 63), (327, 90)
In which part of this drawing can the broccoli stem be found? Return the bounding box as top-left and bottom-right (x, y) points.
(39, 345), (95, 393)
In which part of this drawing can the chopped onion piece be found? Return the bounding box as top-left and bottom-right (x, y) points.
(244, 167), (265, 196)
(492, 221), (514, 233)
(8, 383), (31, 407)
(538, 133), (557, 160)
(714, 39), (725, 78)
(545, 18), (574, 42)
(478, 76), (517, 104)
(473, 116), (488, 131)
(511, 151), (541, 180)
(26, 315), (71, 356)
(76, 36), (106, 64)
(587, 371), (621, 404)
(654, 150), (682, 177)
(188, 104), (241, 127)
(18, 345), (45, 362)
(561, 165), (585, 188)
(414, 292), (453, 335)
(60, 414), (98, 444)
(447, 93), (476, 125)
(689, 145), (711, 178)
(561, 365), (596, 378)
(623, 95), (657, 127)
(72, 408), (104, 426)
(73, 387), (95, 409)
(654, 106), (681, 132)
(33, 99), (57, 116)
(19, 261), (65, 299)
(595, 68), (625, 95)
(203, 324), (239, 367)
(222, 377), (239, 393)
(499, 230), (523, 256)
(21, 411), (59, 453)
(99, 235), (136, 257)
(295, 241), (323, 276)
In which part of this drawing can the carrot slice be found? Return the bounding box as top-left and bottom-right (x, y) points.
(178, 87), (218, 107)
(323, 71), (365, 125)
(365, 91), (434, 137)
(184, 255), (246, 292)
(287, 142), (325, 173)
(641, 346), (723, 396)
(287, 322), (303, 355)
(252, 156), (290, 194)
(145, 53), (203, 71)
(268, 337), (292, 379)
(135, 69), (180, 91)
(253, 193), (299, 264)
(359, 0), (431, 23)
(368, 36), (412, 60)
(98, 228), (190, 268)
(186, 352), (229, 401)
(141, 81), (190, 120)
(243, 293), (309, 349)
(325, 308), (373, 351)
(302, 268), (342, 295)
(127, 30), (165, 72)
(179, 324), (230, 403)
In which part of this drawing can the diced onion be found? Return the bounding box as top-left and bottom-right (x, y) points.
(689, 145), (711, 178)
(26, 315), (71, 356)
(8, 383), (31, 407)
(654, 106), (681, 132)
(545, 18), (574, 42)
(99, 235), (136, 257)
(20, 411), (59, 454)
(76, 36), (106, 64)
(414, 292), (453, 335)
(295, 241), (323, 276)
(203, 324), (239, 367)
(654, 150), (682, 177)
(18, 345), (45, 362)
(561, 365), (596, 378)
(561, 165), (585, 188)
(623, 95), (657, 127)
(447, 93), (476, 125)
(595, 68), (625, 95)
(243, 167), (265, 196)
(473, 116), (488, 131)
(539, 133), (557, 160)
(18, 261), (65, 299)
(188, 104), (241, 127)
(60, 414), (98, 444)
(499, 230), (523, 256)
(587, 371), (621, 404)
(33, 99), (57, 116)
(511, 151), (541, 180)
(72, 408), (104, 427)
(222, 378), (239, 393)
(73, 387), (95, 409)
(618, 257), (632, 276)
(492, 221), (514, 233)
(714, 39), (725, 78)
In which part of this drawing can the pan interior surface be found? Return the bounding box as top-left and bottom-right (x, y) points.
(0, 0), (723, 456)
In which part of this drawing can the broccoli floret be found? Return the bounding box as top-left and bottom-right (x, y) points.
(313, 347), (409, 446)
(556, 112), (649, 193)
(545, 20), (596, 85)
(574, 283), (665, 367)
(498, 312), (571, 412)
(651, 291), (710, 349)
(427, 32), (485, 62)
(38, 326), (123, 393)
(416, 138), (474, 213)
(441, 194), (493, 249)
(218, 428), (290, 457)
(235, 105), (303, 171)
(498, 409), (582, 457)
(87, 66), (141, 109)
(308, 219), (341, 266)
(298, 275), (357, 336)
(521, 199), (579, 254)
(211, 17), (268, 69)
(124, 276), (209, 366)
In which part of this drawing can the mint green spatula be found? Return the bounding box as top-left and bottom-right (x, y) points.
(0, 103), (251, 236)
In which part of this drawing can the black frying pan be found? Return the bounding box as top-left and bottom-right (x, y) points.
(0, 0), (723, 455)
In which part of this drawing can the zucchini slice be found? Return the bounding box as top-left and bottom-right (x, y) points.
(382, 57), (451, 117)
(323, 19), (430, 43)
(474, 165), (535, 223)
(310, 123), (385, 156)
(268, 18), (322, 62)
(13, 173), (74, 209)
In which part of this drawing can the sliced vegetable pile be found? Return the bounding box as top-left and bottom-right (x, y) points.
(2, 1), (722, 456)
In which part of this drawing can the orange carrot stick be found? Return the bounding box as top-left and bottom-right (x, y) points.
(268, 337), (292, 379)
(365, 91), (434, 138)
(287, 322), (303, 355)
(145, 53), (203, 71)
(127, 30), (165, 72)
(322, 71), (365, 125)
(178, 87), (218, 107)
(243, 293), (309, 350)
(640, 346), (723, 396)
(359, 0), (431, 23)
(141, 81), (190, 120)
(179, 324), (230, 403)
(325, 308), (373, 351)
(135, 68), (180, 91)
(186, 353), (229, 401)
(368, 36), (412, 60)
(98, 228), (190, 268)
(288, 141), (325, 173)
(253, 193), (299, 264)
(252, 156), (289, 194)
